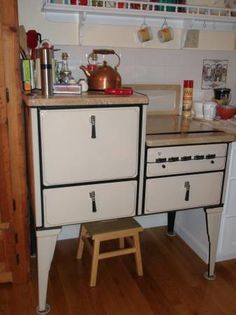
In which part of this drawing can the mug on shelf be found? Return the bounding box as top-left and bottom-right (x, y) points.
(137, 23), (153, 43)
(157, 19), (174, 43)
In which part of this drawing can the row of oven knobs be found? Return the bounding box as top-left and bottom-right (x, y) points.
(155, 154), (216, 163)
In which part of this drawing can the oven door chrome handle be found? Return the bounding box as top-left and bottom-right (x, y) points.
(90, 115), (96, 139)
(89, 191), (97, 212)
(184, 181), (190, 201)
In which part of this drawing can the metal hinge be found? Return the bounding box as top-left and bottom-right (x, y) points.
(15, 232), (18, 243)
(12, 199), (16, 211)
(6, 88), (9, 103)
(16, 253), (20, 265)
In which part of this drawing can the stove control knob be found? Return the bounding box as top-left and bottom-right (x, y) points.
(194, 155), (204, 160)
(156, 158), (167, 163)
(181, 156), (192, 161)
(206, 154), (216, 159)
(168, 157), (179, 162)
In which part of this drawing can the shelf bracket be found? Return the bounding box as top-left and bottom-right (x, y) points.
(78, 11), (87, 46)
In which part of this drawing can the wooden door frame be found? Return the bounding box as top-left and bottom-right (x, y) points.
(0, 0), (30, 283)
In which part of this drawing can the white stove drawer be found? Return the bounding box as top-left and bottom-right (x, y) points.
(147, 143), (227, 176)
(144, 172), (223, 214)
(43, 181), (137, 227)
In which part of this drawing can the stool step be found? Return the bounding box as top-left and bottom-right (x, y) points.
(83, 217), (143, 237)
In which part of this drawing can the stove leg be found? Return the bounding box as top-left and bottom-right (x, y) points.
(204, 207), (223, 280)
(167, 211), (176, 237)
(36, 229), (61, 314)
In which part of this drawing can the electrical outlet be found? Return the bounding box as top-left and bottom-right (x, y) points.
(184, 30), (200, 48)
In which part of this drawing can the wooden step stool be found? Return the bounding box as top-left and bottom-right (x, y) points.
(76, 217), (144, 287)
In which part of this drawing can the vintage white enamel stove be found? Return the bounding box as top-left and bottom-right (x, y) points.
(24, 86), (235, 314)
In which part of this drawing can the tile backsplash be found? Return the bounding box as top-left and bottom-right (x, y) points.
(55, 45), (236, 104)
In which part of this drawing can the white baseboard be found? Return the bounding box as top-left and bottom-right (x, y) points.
(175, 223), (209, 264)
(58, 213), (167, 240)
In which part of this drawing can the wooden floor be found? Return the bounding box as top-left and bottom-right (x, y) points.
(1, 226), (236, 315)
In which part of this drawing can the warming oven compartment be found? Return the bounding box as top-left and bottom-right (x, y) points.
(144, 172), (224, 214)
(40, 107), (139, 186)
(147, 143), (227, 177)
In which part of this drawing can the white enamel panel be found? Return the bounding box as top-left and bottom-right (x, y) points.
(217, 217), (236, 260)
(40, 107), (139, 185)
(224, 179), (236, 216)
(147, 157), (226, 176)
(147, 143), (227, 162)
(147, 143), (227, 176)
(43, 181), (137, 226)
(230, 148), (236, 177)
(30, 109), (43, 227)
(145, 172), (223, 213)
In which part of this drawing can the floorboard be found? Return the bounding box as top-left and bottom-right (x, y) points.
(1, 226), (236, 315)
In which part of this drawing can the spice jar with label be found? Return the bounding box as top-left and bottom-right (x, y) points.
(182, 80), (194, 118)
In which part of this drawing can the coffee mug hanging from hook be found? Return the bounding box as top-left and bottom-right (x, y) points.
(137, 18), (153, 43)
(158, 18), (174, 43)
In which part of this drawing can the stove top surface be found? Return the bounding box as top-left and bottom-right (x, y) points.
(146, 114), (219, 135)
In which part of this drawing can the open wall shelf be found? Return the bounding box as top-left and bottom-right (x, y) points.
(43, 0), (236, 24)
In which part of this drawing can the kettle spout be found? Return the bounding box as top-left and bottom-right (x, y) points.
(80, 65), (91, 78)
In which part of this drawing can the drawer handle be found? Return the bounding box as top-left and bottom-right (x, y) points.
(90, 115), (96, 139)
(89, 191), (97, 212)
(184, 181), (190, 201)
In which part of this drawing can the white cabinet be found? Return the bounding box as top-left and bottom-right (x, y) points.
(40, 107), (139, 185)
(217, 142), (236, 261)
(224, 179), (236, 216)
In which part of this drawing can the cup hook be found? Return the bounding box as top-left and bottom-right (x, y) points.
(142, 17), (147, 28)
(203, 20), (207, 29)
(190, 19), (194, 29)
(161, 18), (168, 29)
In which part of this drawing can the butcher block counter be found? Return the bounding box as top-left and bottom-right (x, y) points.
(22, 91), (149, 107)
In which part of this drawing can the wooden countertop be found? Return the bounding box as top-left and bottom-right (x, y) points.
(146, 115), (236, 146)
(22, 91), (149, 107)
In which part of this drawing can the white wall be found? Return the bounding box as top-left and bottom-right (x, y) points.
(53, 45), (236, 104)
(18, 1), (236, 103)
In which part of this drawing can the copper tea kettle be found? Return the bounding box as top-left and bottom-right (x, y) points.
(80, 49), (122, 91)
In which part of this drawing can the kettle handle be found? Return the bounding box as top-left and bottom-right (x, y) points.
(93, 49), (115, 55)
(91, 49), (120, 69)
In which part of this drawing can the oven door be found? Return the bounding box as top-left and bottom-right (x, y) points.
(144, 172), (223, 213)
